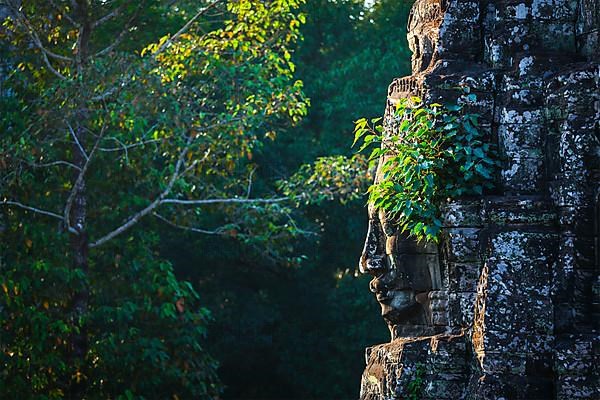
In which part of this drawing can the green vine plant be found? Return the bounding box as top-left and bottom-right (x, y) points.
(353, 96), (499, 243)
(405, 363), (426, 400)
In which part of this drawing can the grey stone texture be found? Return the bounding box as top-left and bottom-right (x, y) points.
(359, 0), (599, 398)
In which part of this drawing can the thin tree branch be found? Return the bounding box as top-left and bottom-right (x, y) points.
(90, 86), (118, 102)
(34, 34), (74, 62)
(161, 197), (291, 206)
(100, 136), (131, 163)
(66, 121), (89, 161)
(49, 0), (79, 27)
(99, 138), (161, 153)
(63, 124), (106, 231)
(154, 0), (224, 56)
(7, 3), (75, 63)
(25, 159), (82, 171)
(91, 3), (125, 28)
(282, 210), (318, 236)
(40, 50), (68, 80)
(93, 5), (141, 58)
(90, 136), (194, 248)
(153, 212), (227, 235)
(90, 196), (162, 248)
(246, 168), (255, 198)
(2, 200), (64, 220)
(1, 200), (78, 233)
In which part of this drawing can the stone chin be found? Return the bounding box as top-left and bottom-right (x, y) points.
(377, 289), (418, 322)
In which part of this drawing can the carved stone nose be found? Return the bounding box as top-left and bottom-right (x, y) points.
(359, 253), (385, 275)
(359, 218), (386, 275)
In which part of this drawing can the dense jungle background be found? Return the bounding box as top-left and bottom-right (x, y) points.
(169, 1), (413, 398)
(1, 0), (412, 398)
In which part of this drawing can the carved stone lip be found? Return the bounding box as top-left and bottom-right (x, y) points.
(376, 289), (413, 303)
(376, 293), (392, 303)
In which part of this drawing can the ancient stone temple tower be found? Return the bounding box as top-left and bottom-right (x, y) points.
(358, 0), (599, 398)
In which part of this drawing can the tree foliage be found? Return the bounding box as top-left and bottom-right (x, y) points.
(1, 0), (417, 398)
(0, 226), (220, 399)
(1, 0), (308, 248)
(167, 1), (414, 398)
(354, 96), (499, 242)
(1, 0), (309, 397)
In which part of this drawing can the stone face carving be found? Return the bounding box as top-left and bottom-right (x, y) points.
(407, 0), (445, 72)
(360, 209), (444, 338)
(359, 0), (599, 398)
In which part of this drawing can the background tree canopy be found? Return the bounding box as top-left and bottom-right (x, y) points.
(163, 0), (413, 398)
(0, 0), (412, 398)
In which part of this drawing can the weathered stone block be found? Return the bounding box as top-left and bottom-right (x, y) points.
(442, 200), (483, 227)
(500, 154), (544, 194)
(497, 107), (545, 125)
(503, 87), (545, 106)
(444, 228), (481, 262)
(482, 329), (528, 352)
(526, 334), (554, 353)
(482, 351), (528, 374)
(483, 196), (557, 226)
(532, 0), (578, 20)
(556, 375), (600, 399)
(576, 0), (600, 36)
(423, 379), (466, 399)
(577, 30), (600, 60)
(488, 231), (558, 261)
(526, 299), (554, 334)
(448, 262), (481, 292)
(448, 292), (476, 326)
(498, 123), (544, 156)
(558, 207), (596, 235)
(532, 22), (576, 52)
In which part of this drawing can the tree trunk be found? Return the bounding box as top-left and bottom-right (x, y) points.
(68, 117), (90, 399)
(69, 2), (91, 398)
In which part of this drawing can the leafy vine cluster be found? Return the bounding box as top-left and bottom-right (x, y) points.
(354, 96), (499, 242)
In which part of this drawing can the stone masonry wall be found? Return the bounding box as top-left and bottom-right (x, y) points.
(359, 0), (599, 398)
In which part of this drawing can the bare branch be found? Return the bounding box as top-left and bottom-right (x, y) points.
(178, 148), (211, 177)
(153, 212), (227, 235)
(99, 138), (161, 153)
(2, 199), (64, 220)
(154, 0), (224, 56)
(161, 197), (291, 206)
(93, 13), (136, 58)
(34, 35), (74, 62)
(40, 49), (68, 80)
(7, 4), (75, 63)
(1, 200), (77, 233)
(246, 168), (256, 198)
(100, 136), (130, 163)
(90, 137), (194, 247)
(74, 25), (83, 74)
(66, 121), (89, 161)
(282, 210), (318, 237)
(89, 196), (162, 248)
(91, 3), (125, 28)
(49, 0), (79, 27)
(90, 86), (118, 102)
(63, 124), (106, 231)
(90, 133), (273, 247)
(25, 159), (82, 171)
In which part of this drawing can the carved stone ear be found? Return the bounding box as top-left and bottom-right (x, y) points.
(415, 291), (430, 305)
